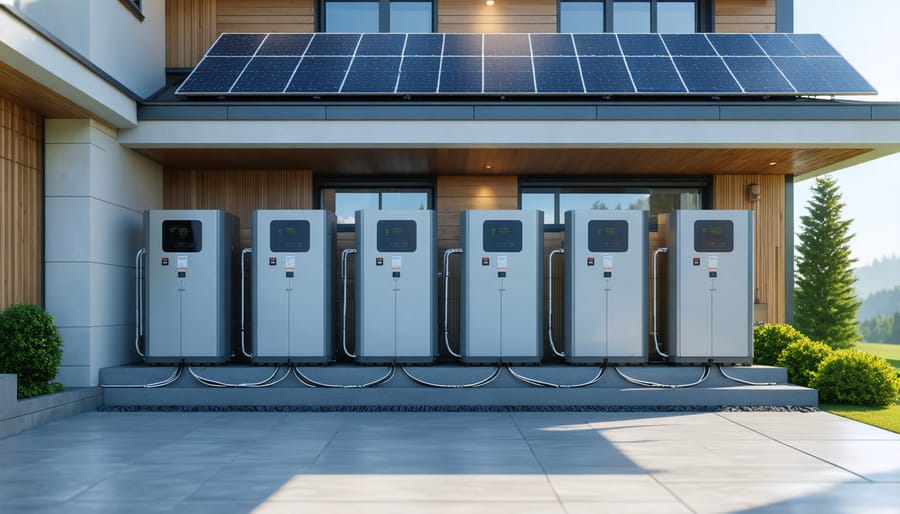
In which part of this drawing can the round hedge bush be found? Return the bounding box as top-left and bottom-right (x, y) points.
(753, 324), (812, 366)
(0, 304), (64, 399)
(813, 350), (900, 407)
(775, 340), (833, 388)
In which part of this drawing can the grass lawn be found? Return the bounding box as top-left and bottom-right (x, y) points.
(820, 404), (900, 434)
(819, 341), (900, 434)
(856, 341), (900, 373)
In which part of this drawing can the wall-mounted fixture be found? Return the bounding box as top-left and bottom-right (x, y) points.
(747, 183), (761, 202)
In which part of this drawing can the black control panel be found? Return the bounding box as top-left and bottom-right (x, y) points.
(587, 220), (628, 253)
(270, 220), (310, 253)
(162, 220), (202, 252)
(694, 220), (734, 252)
(377, 220), (417, 252)
(482, 220), (523, 253)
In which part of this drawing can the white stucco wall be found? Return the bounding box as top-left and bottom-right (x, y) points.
(7, 0), (165, 98)
(44, 119), (163, 386)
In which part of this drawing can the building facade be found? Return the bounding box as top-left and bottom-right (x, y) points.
(1, 0), (899, 386)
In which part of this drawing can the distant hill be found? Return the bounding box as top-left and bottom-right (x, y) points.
(858, 285), (900, 321)
(854, 255), (900, 300)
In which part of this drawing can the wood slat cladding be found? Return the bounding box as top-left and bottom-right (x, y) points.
(0, 95), (42, 309)
(162, 168), (313, 248)
(0, 60), (93, 120)
(439, 0), (556, 33)
(715, 0), (776, 33)
(714, 174), (785, 324)
(216, 0), (314, 34)
(166, 0), (217, 68)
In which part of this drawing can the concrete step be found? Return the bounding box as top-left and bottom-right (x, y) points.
(100, 364), (817, 408)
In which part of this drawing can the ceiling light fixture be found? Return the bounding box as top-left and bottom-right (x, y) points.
(486, 0), (495, 5)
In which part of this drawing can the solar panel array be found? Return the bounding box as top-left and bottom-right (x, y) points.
(176, 33), (876, 97)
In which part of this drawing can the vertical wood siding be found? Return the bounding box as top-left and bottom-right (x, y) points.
(714, 174), (786, 324)
(715, 0), (777, 33)
(439, 0), (557, 33)
(166, 0), (217, 68)
(0, 95), (42, 309)
(162, 168), (313, 248)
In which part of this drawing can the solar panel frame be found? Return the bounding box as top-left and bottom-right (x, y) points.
(176, 32), (876, 97)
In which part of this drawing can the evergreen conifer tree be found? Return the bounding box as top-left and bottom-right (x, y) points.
(794, 176), (861, 349)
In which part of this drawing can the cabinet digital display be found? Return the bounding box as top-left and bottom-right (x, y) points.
(270, 220), (310, 253)
(162, 220), (202, 252)
(694, 220), (734, 252)
(587, 220), (628, 253)
(483, 220), (523, 253)
(377, 220), (417, 252)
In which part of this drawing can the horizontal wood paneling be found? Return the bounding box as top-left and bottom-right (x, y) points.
(216, 0), (314, 34)
(0, 60), (93, 119)
(166, 0), (217, 69)
(715, 0), (776, 33)
(714, 174), (786, 324)
(163, 168), (313, 248)
(439, 0), (556, 33)
(0, 95), (42, 309)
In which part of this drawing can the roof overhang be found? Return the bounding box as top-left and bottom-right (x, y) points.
(121, 101), (900, 178)
(0, 6), (137, 127)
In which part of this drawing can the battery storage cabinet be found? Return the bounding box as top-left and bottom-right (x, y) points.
(143, 210), (238, 364)
(354, 210), (437, 363)
(666, 210), (754, 364)
(564, 210), (648, 364)
(460, 210), (544, 364)
(251, 210), (335, 363)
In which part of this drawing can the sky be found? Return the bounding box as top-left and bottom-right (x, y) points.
(793, 0), (900, 267)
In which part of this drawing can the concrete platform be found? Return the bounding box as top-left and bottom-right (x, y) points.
(0, 374), (102, 439)
(100, 364), (817, 408)
(0, 409), (896, 513)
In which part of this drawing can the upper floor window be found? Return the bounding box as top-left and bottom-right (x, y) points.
(560, 0), (708, 33)
(323, 0), (434, 33)
(119, 0), (144, 21)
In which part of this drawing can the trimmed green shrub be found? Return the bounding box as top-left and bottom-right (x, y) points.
(776, 340), (833, 388)
(813, 350), (900, 406)
(754, 324), (812, 366)
(0, 304), (65, 399)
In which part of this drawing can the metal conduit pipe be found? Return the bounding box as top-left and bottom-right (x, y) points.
(134, 248), (145, 358)
(652, 248), (669, 359)
(547, 248), (566, 358)
(442, 248), (464, 358)
(240, 248), (253, 359)
(341, 248), (358, 359)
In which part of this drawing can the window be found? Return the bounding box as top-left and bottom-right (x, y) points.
(560, 2), (605, 34)
(322, 0), (434, 32)
(119, 0), (144, 21)
(560, 0), (707, 33)
(520, 182), (706, 231)
(321, 186), (432, 228)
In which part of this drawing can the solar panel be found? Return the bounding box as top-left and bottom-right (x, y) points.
(177, 32), (876, 97)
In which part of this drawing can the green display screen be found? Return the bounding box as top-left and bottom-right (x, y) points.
(483, 220), (523, 252)
(162, 220), (202, 252)
(270, 220), (310, 252)
(694, 220), (734, 252)
(588, 220), (628, 252)
(377, 220), (417, 252)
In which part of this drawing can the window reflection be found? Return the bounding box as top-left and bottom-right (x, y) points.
(390, 2), (433, 32)
(521, 193), (556, 224)
(613, 1), (650, 33)
(658, 1), (696, 33)
(560, 2), (605, 33)
(326, 1), (379, 32)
